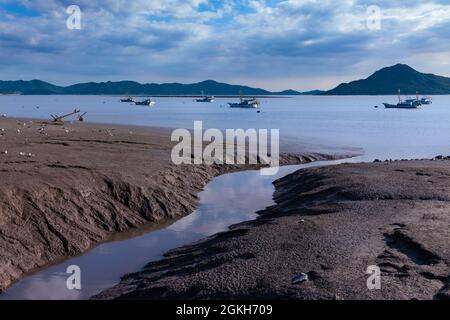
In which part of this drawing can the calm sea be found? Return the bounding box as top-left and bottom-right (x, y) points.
(1, 95), (449, 160)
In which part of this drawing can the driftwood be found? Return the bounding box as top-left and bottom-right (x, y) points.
(50, 109), (81, 123)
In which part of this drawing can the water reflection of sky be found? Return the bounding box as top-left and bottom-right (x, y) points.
(1, 159), (351, 300)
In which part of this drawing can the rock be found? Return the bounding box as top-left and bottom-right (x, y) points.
(292, 273), (309, 284)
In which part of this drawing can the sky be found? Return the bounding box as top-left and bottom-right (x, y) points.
(1, 0), (450, 91)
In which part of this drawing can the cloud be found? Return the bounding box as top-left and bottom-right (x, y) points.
(0, 0), (450, 90)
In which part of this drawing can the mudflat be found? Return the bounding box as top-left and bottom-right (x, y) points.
(95, 159), (450, 300)
(0, 117), (340, 292)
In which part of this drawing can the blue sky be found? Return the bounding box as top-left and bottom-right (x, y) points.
(1, 0), (450, 91)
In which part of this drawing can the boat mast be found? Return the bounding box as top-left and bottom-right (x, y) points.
(398, 89), (401, 103)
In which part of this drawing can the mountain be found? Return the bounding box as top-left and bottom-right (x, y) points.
(322, 64), (450, 95)
(298, 90), (324, 95)
(0, 79), (303, 95)
(0, 80), (64, 95)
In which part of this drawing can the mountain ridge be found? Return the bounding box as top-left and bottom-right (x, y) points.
(322, 64), (450, 95)
(3, 64), (450, 96)
(0, 79), (302, 96)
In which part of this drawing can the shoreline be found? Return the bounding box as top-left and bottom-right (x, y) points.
(0, 94), (293, 98)
(0, 117), (350, 293)
(94, 158), (450, 300)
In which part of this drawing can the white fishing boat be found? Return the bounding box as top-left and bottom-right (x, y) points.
(196, 91), (215, 103)
(228, 94), (260, 108)
(383, 90), (421, 109)
(120, 96), (136, 103)
(135, 98), (156, 106)
(420, 96), (432, 105)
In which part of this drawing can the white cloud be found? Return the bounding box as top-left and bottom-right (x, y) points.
(1, 0), (450, 90)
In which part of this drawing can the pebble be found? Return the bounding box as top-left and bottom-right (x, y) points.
(292, 273), (309, 284)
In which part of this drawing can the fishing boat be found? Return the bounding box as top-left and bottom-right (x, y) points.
(383, 101), (420, 109)
(120, 97), (135, 103)
(383, 90), (421, 109)
(196, 96), (215, 103)
(135, 98), (156, 106)
(420, 96), (432, 105)
(228, 95), (260, 108)
(196, 91), (215, 103)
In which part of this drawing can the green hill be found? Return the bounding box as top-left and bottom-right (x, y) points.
(322, 64), (450, 95)
(0, 80), (64, 95)
(0, 79), (302, 95)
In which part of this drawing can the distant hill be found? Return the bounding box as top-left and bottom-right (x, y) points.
(0, 79), (305, 96)
(322, 64), (450, 95)
(0, 80), (64, 95)
(298, 90), (324, 95)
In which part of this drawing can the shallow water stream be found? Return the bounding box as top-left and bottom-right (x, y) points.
(0, 158), (360, 300)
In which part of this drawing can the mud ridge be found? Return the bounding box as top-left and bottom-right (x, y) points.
(94, 160), (450, 300)
(0, 117), (344, 293)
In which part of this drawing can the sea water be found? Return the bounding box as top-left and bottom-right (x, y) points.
(1, 94), (449, 160)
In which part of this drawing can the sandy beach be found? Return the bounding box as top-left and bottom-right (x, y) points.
(0, 117), (342, 293)
(95, 159), (450, 300)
